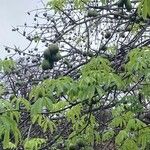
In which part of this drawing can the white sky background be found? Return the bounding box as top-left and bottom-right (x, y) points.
(0, 0), (45, 59)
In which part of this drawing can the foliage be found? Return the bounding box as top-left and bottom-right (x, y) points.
(138, 0), (150, 18)
(0, 0), (150, 149)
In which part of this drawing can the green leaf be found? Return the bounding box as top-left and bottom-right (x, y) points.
(115, 130), (128, 145)
(138, 134), (147, 149)
(41, 117), (56, 133)
(143, 0), (148, 19)
(24, 138), (46, 150)
(121, 138), (138, 150)
(87, 85), (95, 99)
(126, 119), (136, 131)
(31, 98), (44, 114)
(2, 59), (16, 73)
(0, 85), (5, 96)
(110, 116), (126, 128)
(53, 100), (69, 111)
(66, 104), (82, 123)
(43, 97), (53, 111)
(32, 114), (41, 124)
(102, 130), (115, 141)
(3, 130), (10, 149)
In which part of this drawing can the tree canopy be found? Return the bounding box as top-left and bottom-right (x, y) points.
(0, 0), (150, 149)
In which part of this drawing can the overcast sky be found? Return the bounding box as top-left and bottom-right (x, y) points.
(0, 0), (44, 58)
